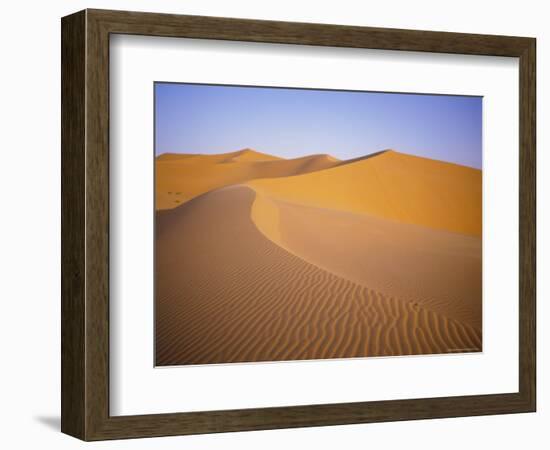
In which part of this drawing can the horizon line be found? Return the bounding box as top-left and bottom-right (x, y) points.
(155, 147), (482, 170)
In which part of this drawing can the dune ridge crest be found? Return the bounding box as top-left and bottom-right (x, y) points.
(156, 186), (481, 366)
(157, 148), (481, 236)
(248, 186), (481, 329)
(155, 148), (482, 365)
(155, 147), (343, 209)
(248, 150), (481, 236)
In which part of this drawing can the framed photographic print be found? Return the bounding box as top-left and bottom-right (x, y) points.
(61, 9), (536, 440)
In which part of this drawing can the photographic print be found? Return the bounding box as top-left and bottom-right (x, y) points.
(154, 82), (482, 366)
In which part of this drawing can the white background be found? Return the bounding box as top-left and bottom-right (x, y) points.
(110, 35), (519, 416)
(0, 0), (547, 449)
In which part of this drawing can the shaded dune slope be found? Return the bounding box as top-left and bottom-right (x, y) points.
(155, 186), (481, 366)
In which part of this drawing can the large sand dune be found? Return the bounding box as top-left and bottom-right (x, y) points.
(250, 150), (482, 236)
(155, 148), (482, 365)
(250, 192), (481, 330)
(156, 186), (481, 366)
(156, 148), (340, 210)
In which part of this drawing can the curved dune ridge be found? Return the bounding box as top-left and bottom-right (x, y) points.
(249, 191), (482, 330)
(156, 148), (340, 210)
(249, 150), (482, 236)
(155, 148), (482, 365)
(156, 186), (481, 366)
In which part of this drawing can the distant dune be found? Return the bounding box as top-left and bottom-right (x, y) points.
(155, 148), (482, 365)
(156, 149), (340, 210)
(249, 150), (482, 236)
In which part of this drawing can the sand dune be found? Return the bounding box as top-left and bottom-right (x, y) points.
(250, 191), (481, 330)
(157, 148), (281, 163)
(155, 148), (340, 210)
(155, 148), (482, 365)
(249, 150), (482, 236)
(155, 186), (481, 366)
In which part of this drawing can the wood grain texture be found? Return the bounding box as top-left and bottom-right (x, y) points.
(518, 39), (536, 409)
(60, 10), (86, 439)
(61, 8), (536, 441)
(89, 8), (532, 56)
(85, 9), (111, 439)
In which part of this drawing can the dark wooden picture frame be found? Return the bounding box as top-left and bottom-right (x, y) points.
(61, 9), (536, 441)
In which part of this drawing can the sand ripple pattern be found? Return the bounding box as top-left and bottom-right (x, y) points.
(155, 186), (481, 366)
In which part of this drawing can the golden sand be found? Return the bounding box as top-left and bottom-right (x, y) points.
(155, 149), (482, 365)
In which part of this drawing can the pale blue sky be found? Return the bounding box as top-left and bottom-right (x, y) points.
(155, 82), (482, 169)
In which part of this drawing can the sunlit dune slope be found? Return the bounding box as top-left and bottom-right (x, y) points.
(155, 153), (200, 162)
(155, 186), (481, 366)
(251, 191), (481, 330)
(157, 148), (280, 163)
(249, 150), (482, 236)
(156, 148), (340, 209)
